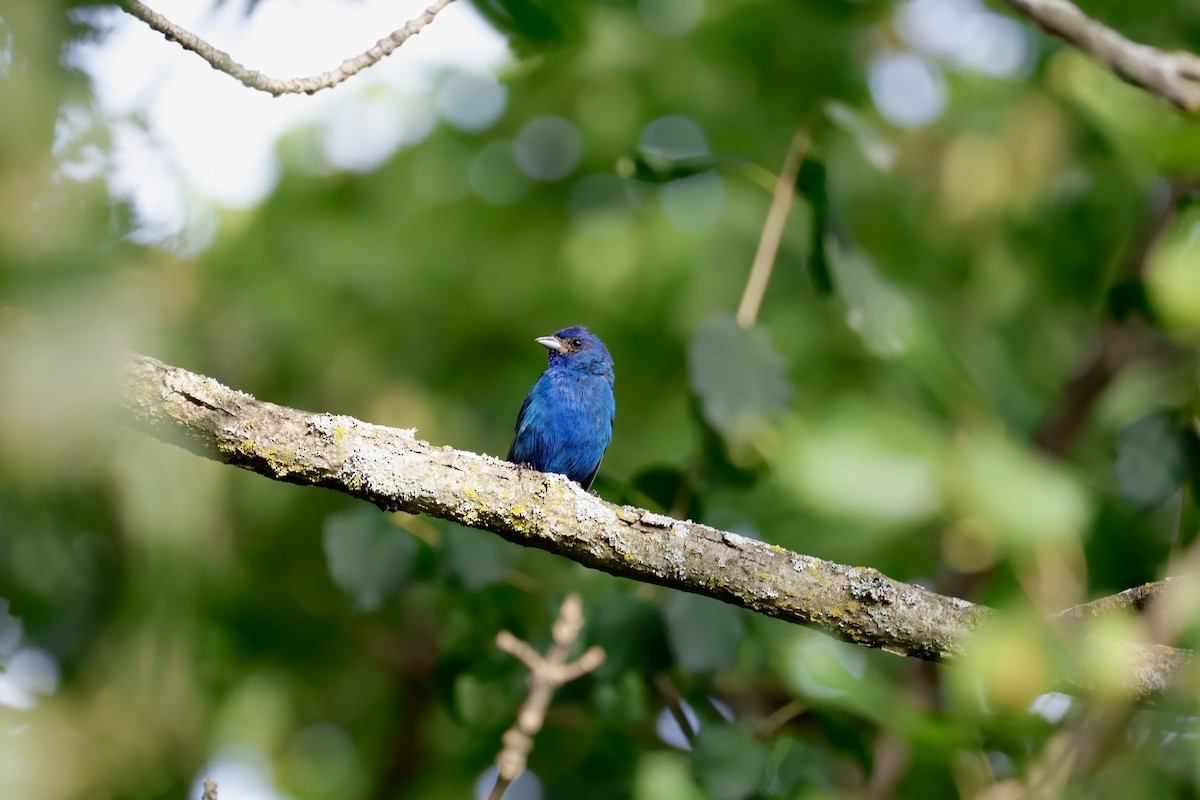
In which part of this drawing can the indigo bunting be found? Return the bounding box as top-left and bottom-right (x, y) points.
(507, 326), (615, 490)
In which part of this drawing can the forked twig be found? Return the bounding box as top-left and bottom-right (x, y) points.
(488, 594), (605, 800)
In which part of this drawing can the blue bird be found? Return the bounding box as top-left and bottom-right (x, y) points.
(507, 326), (615, 490)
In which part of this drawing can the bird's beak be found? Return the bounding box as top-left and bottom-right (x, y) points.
(535, 335), (563, 352)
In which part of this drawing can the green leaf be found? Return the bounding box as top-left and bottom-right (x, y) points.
(628, 153), (728, 184)
(592, 671), (649, 728)
(321, 508), (418, 611)
(442, 523), (520, 590)
(664, 591), (744, 675)
(1116, 409), (1193, 507)
(631, 466), (688, 514)
(691, 724), (769, 800)
(796, 157), (834, 295)
(1146, 206), (1200, 340)
(829, 241), (915, 358)
(634, 752), (707, 800)
(452, 673), (492, 725)
(469, 0), (573, 52)
(773, 628), (867, 699)
(949, 428), (1092, 549)
(688, 315), (793, 448)
(1106, 278), (1155, 323)
(775, 405), (942, 525)
(822, 100), (896, 172)
(694, 410), (763, 489)
(764, 736), (836, 795)
(589, 593), (672, 678)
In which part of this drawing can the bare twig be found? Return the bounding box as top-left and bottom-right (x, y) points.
(121, 0), (456, 96)
(1054, 579), (1175, 627)
(998, 0), (1200, 111)
(201, 778), (218, 800)
(118, 0), (1200, 111)
(1032, 179), (1190, 458)
(753, 699), (806, 739)
(735, 129), (810, 328)
(489, 594), (604, 800)
(118, 351), (1194, 698)
(653, 674), (697, 746)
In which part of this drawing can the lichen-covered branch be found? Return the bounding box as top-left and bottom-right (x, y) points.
(120, 353), (1192, 697)
(1055, 579), (1170, 626)
(121, 0), (455, 96)
(121, 353), (988, 659)
(998, 0), (1200, 111)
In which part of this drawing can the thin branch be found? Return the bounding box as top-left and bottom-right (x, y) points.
(997, 0), (1200, 111)
(495, 631), (545, 671)
(1054, 579), (1172, 626)
(735, 129), (810, 328)
(1032, 179), (1189, 458)
(1026, 546), (1200, 793)
(119, 351), (1193, 698)
(1061, 557), (1200, 790)
(489, 593), (604, 800)
(753, 699), (805, 740)
(654, 674), (697, 746)
(119, 0), (1200, 111)
(121, 0), (456, 96)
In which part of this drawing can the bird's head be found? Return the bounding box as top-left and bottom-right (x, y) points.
(536, 326), (613, 376)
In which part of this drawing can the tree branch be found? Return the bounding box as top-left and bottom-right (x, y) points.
(1055, 579), (1171, 626)
(997, 0), (1200, 111)
(121, 0), (456, 96)
(735, 129), (809, 328)
(119, 0), (1200, 111)
(490, 593), (603, 800)
(120, 352), (1192, 697)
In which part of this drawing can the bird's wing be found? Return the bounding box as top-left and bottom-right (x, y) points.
(580, 404), (615, 491)
(506, 392), (534, 462)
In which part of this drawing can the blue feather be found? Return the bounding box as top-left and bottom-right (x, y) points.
(507, 326), (615, 490)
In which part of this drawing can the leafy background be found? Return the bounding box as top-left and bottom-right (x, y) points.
(3, 0), (1200, 797)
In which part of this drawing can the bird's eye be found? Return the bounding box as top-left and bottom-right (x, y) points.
(570, 338), (583, 348)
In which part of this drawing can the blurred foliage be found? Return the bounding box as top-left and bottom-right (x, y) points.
(4, 0), (1200, 797)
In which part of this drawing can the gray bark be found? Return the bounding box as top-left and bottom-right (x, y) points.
(121, 353), (1192, 697)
